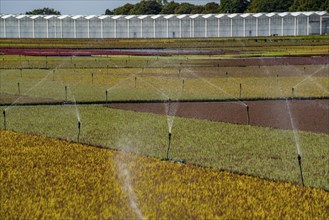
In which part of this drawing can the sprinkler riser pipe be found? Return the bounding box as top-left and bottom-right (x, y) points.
(297, 154), (305, 186)
(246, 105), (250, 125)
(239, 83), (242, 98)
(77, 121), (81, 143)
(3, 110), (6, 130)
(167, 132), (172, 160)
(65, 86), (67, 101)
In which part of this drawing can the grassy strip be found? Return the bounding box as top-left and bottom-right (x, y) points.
(1, 130), (328, 219)
(0, 105), (328, 190)
(1, 66), (328, 103)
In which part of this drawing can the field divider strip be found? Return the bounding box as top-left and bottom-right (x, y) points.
(0, 96), (328, 107)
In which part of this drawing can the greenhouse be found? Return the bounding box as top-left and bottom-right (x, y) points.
(0, 11), (328, 38)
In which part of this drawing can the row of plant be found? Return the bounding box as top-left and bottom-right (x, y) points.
(0, 105), (328, 190)
(1, 66), (328, 104)
(1, 35), (329, 47)
(1, 130), (328, 218)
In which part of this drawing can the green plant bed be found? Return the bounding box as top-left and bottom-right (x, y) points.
(0, 105), (328, 190)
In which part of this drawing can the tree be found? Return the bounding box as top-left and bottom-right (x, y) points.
(26, 7), (61, 15)
(247, 0), (294, 13)
(161, 1), (180, 14)
(130, 0), (163, 15)
(203, 2), (220, 14)
(174, 3), (195, 14)
(191, 5), (205, 14)
(113, 3), (134, 15)
(289, 0), (328, 12)
(105, 9), (114, 15)
(218, 0), (249, 13)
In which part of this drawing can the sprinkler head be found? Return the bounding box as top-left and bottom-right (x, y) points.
(169, 132), (172, 138)
(3, 109), (5, 116)
(78, 121), (81, 129)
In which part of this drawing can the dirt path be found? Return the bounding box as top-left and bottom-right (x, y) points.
(108, 99), (329, 134)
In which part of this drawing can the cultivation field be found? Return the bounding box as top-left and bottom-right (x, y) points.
(0, 37), (329, 218)
(1, 130), (328, 219)
(109, 99), (329, 134)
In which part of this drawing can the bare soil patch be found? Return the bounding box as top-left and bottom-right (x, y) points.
(108, 99), (329, 134)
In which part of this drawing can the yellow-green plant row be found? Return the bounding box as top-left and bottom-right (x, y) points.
(1, 130), (328, 219)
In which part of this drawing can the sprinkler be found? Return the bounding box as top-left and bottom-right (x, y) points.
(166, 132), (172, 160)
(246, 105), (250, 125)
(3, 110), (6, 130)
(297, 154), (305, 186)
(292, 87), (295, 97)
(105, 90), (108, 103)
(52, 70), (55, 81)
(77, 120), (81, 143)
(65, 86), (68, 101)
(276, 74), (279, 84)
(135, 76), (137, 88)
(182, 79), (185, 91)
(91, 73), (94, 84)
(17, 82), (20, 95)
(239, 83), (242, 98)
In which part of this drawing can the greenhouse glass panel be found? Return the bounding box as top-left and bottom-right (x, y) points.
(34, 17), (47, 38)
(167, 16), (179, 38)
(297, 14), (307, 36)
(205, 15), (218, 38)
(127, 16), (141, 38)
(89, 17), (102, 38)
(180, 16), (191, 38)
(245, 17), (256, 37)
(282, 15), (294, 36)
(5, 16), (18, 38)
(193, 15), (205, 38)
(20, 16), (33, 38)
(309, 14), (320, 35)
(323, 16), (329, 34)
(141, 16), (154, 38)
(218, 17), (230, 37)
(75, 17), (88, 38)
(115, 17), (128, 38)
(232, 16), (243, 37)
(102, 17), (115, 38)
(269, 15), (281, 36)
(258, 16), (269, 36)
(46, 16), (57, 38)
(154, 16), (166, 38)
(62, 17), (74, 38)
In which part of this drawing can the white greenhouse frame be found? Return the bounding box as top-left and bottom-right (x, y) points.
(1, 11), (328, 39)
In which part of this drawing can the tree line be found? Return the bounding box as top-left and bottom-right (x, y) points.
(25, 0), (329, 15)
(105, 0), (329, 15)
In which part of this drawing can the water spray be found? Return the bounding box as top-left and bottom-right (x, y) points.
(166, 98), (172, 160)
(246, 105), (250, 125)
(3, 110), (6, 130)
(77, 120), (81, 143)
